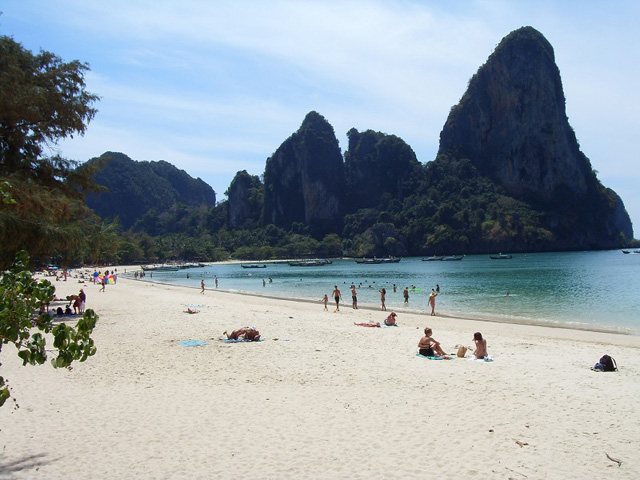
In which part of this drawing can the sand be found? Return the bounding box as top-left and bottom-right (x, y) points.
(1, 272), (639, 479)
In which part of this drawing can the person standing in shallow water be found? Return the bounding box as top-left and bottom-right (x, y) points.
(403, 287), (409, 304)
(379, 288), (386, 311)
(351, 284), (358, 309)
(429, 289), (437, 315)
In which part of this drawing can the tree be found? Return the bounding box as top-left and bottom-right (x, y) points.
(0, 36), (99, 172)
(0, 251), (98, 407)
(0, 35), (100, 268)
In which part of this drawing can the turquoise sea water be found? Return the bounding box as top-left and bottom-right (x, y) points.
(126, 251), (640, 334)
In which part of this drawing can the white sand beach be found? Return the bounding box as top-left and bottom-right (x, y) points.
(1, 272), (639, 479)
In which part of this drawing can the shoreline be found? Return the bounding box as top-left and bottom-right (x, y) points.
(136, 275), (640, 337)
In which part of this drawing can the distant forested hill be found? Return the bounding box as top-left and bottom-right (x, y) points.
(82, 152), (216, 230)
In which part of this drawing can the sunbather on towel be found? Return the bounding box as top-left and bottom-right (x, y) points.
(384, 312), (398, 326)
(418, 327), (446, 357)
(473, 332), (488, 359)
(354, 321), (381, 327)
(223, 326), (261, 341)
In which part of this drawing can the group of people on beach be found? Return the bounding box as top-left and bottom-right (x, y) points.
(323, 283), (439, 315)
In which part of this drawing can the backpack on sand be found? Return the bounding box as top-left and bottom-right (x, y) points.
(593, 354), (617, 372)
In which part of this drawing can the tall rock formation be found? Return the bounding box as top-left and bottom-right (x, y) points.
(263, 111), (344, 234)
(344, 129), (422, 211)
(226, 170), (263, 229)
(437, 26), (633, 247)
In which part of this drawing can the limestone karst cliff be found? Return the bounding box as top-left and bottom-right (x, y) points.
(226, 170), (263, 229)
(262, 111), (344, 234)
(437, 26), (633, 248)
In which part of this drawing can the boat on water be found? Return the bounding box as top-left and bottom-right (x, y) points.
(489, 254), (513, 260)
(289, 259), (331, 267)
(141, 264), (180, 271)
(422, 256), (444, 261)
(441, 255), (464, 261)
(241, 264), (267, 269)
(355, 257), (401, 264)
(622, 250), (640, 254)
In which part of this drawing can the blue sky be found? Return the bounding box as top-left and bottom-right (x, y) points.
(3, 1), (638, 236)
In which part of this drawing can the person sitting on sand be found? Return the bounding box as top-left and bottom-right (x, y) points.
(354, 321), (381, 327)
(473, 332), (488, 359)
(384, 312), (398, 326)
(184, 308), (199, 314)
(418, 327), (447, 357)
(223, 327), (261, 341)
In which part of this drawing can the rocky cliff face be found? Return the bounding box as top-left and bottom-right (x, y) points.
(227, 170), (263, 229)
(263, 111), (344, 234)
(438, 26), (633, 246)
(344, 129), (421, 211)
(84, 152), (216, 230)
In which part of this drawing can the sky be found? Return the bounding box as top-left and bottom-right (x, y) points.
(2, 0), (639, 236)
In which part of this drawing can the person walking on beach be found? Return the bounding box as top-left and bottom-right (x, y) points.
(201, 279), (205, 294)
(321, 294), (329, 311)
(333, 285), (342, 312)
(428, 289), (437, 315)
(403, 287), (409, 304)
(379, 288), (386, 311)
(351, 284), (358, 309)
(99, 276), (106, 292)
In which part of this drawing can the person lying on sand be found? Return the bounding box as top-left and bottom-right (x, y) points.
(418, 327), (446, 357)
(354, 321), (381, 327)
(223, 327), (261, 341)
(184, 308), (199, 314)
(384, 312), (398, 326)
(473, 332), (488, 359)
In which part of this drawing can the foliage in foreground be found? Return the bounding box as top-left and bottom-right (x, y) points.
(0, 251), (98, 407)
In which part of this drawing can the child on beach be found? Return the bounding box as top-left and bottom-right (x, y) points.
(418, 327), (447, 357)
(321, 294), (328, 311)
(473, 332), (488, 359)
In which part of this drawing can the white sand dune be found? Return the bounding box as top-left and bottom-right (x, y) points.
(1, 274), (639, 479)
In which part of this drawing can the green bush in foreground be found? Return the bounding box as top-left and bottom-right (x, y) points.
(0, 251), (98, 407)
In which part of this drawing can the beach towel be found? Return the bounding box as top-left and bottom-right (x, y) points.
(179, 340), (207, 347)
(185, 304), (205, 308)
(416, 354), (454, 360)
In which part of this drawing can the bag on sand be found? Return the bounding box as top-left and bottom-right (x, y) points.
(593, 354), (617, 372)
(456, 346), (468, 358)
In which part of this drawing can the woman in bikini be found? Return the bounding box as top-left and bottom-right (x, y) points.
(473, 332), (488, 359)
(418, 327), (446, 357)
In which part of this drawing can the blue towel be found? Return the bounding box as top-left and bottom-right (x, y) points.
(179, 340), (207, 347)
(416, 354), (454, 360)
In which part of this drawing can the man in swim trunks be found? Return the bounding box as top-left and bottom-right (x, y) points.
(418, 327), (446, 357)
(403, 287), (409, 304)
(351, 284), (358, 309)
(333, 285), (342, 311)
